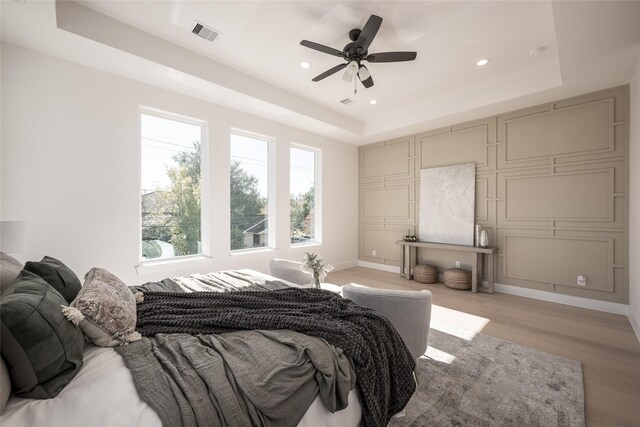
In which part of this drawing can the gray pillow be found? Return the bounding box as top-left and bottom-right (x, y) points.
(0, 252), (22, 295)
(67, 268), (142, 347)
(0, 357), (10, 413)
(23, 256), (81, 304)
(0, 271), (84, 399)
(0, 252), (21, 412)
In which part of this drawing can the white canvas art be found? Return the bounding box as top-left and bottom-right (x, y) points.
(419, 163), (475, 245)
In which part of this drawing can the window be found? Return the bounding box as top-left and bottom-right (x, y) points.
(290, 145), (319, 244)
(140, 111), (204, 260)
(230, 131), (272, 251)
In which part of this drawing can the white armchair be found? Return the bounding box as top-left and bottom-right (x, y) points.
(341, 284), (432, 360)
(269, 259), (312, 286)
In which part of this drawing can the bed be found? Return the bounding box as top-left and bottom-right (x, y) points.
(0, 254), (415, 427)
(1, 344), (362, 427)
(0, 260), (376, 427)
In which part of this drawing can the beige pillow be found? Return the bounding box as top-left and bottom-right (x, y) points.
(65, 268), (142, 346)
(0, 252), (22, 295)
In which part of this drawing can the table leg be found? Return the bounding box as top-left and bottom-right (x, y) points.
(400, 244), (406, 278)
(404, 245), (412, 280)
(471, 252), (478, 293)
(478, 253), (484, 291)
(488, 253), (495, 294)
(409, 246), (416, 280)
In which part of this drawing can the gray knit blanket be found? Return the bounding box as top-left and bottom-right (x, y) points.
(133, 287), (416, 427)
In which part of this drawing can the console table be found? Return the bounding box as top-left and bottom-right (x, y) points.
(396, 240), (497, 293)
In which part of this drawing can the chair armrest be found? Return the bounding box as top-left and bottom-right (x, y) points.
(269, 259), (312, 286)
(342, 284), (432, 360)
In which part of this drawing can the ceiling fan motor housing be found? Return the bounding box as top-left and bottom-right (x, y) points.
(343, 42), (367, 62)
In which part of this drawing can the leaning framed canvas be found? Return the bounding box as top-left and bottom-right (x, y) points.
(419, 163), (475, 245)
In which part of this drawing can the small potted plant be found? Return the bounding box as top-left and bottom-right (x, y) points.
(301, 252), (334, 289)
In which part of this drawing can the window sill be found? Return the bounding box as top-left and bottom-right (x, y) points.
(229, 247), (275, 256)
(290, 241), (322, 249)
(136, 255), (212, 275)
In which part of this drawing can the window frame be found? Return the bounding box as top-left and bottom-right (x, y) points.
(229, 128), (276, 253)
(289, 143), (322, 247)
(138, 106), (209, 265)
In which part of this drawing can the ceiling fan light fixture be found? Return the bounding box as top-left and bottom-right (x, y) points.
(476, 58), (490, 67)
(300, 61), (311, 69)
(342, 61), (359, 82)
(369, 99), (378, 105)
(358, 65), (371, 81)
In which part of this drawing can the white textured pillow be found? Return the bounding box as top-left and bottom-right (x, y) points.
(64, 268), (143, 347)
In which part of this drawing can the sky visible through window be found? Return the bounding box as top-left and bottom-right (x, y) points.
(290, 147), (314, 196)
(141, 120), (314, 197)
(141, 114), (200, 193)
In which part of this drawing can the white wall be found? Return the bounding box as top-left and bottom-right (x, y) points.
(629, 56), (640, 341)
(0, 43), (359, 285)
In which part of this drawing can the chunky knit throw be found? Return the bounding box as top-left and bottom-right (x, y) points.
(135, 288), (416, 427)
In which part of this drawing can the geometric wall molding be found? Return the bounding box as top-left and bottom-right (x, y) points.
(504, 169), (614, 221)
(362, 186), (411, 220)
(360, 139), (412, 182)
(419, 124), (490, 169)
(503, 97), (614, 163)
(359, 85), (629, 304)
(503, 234), (614, 293)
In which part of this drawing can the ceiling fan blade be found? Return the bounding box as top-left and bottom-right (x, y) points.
(365, 51), (417, 62)
(312, 63), (348, 82)
(300, 40), (343, 57)
(358, 64), (373, 88)
(355, 15), (383, 51)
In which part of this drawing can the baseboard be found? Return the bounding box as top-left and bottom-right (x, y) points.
(492, 282), (629, 315)
(357, 260), (401, 274)
(628, 306), (640, 343)
(355, 260), (629, 316)
(332, 260), (359, 272)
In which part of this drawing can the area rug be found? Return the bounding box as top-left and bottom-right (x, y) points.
(390, 329), (585, 427)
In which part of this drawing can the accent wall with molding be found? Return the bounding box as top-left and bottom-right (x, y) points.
(359, 86), (629, 304)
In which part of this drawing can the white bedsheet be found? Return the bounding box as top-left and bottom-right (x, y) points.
(2, 345), (361, 427)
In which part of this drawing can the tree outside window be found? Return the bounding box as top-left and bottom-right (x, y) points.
(290, 147), (317, 244)
(140, 113), (203, 260)
(230, 132), (270, 251)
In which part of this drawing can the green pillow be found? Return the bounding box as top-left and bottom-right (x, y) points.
(0, 271), (84, 399)
(23, 256), (82, 303)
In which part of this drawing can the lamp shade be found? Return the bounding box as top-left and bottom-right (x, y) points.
(0, 221), (28, 253)
(358, 65), (371, 80)
(342, 61), (359, 82)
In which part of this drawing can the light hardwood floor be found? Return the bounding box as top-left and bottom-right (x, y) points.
(326, 267), (640, 427)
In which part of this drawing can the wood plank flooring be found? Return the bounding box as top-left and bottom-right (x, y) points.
(326, 267), (640, 427)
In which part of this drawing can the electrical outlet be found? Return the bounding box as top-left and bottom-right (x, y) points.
(577, 275), (587, 286)
(372, 250), (377, 257)
(455, 261), (461, 268)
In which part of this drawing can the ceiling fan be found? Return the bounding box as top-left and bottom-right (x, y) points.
(300, 14), (417, 93)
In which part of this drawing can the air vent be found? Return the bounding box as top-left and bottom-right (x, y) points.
(340, 98), (354, 105)
(191, 21), (221, 42)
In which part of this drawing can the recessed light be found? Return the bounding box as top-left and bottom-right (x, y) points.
(300, 61), (311, 69)
(369, 99), (378, 105)
(476, 58), (490, 67)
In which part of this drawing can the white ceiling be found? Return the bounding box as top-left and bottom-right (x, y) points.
(2, 1), (640, 145)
